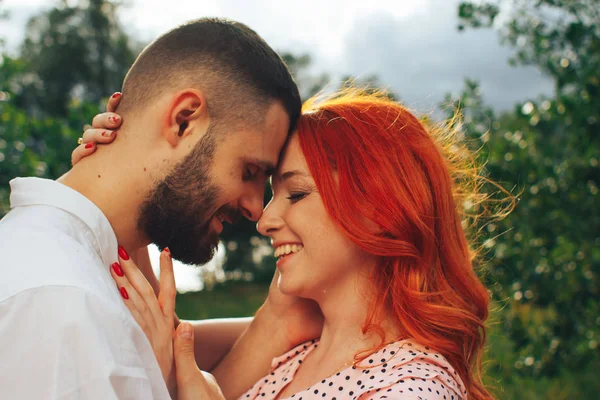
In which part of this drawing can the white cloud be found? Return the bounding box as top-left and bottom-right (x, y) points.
(338, 0), (553, 111)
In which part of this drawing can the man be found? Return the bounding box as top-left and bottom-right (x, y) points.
(0, 17), (308, 399)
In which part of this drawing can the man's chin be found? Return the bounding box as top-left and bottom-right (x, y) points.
(168, 240), (219, 266)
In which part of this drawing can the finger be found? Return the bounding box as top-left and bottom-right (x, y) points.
(81, 128), (117, 144)
(174, 323), (205, 390)
(118, 246), (165, 326)
(106, 92), (122, 112)
(174, 324), (226, 399)
(110, 261), (157, 334)
(158, 248), (176, 323)
(92, 112), (122, 129)
(71, 142), (96, 166)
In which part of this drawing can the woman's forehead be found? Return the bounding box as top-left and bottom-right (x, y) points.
(271, 135), (313, 187)
(277, 134), (308, 172)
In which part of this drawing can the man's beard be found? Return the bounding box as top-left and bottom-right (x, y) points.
(137, 129), (223, 265)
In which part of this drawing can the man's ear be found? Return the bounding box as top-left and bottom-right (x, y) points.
(163, 89), (209, 147)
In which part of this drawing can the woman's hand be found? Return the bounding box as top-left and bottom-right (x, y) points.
(71, 92), (123, 165)
(210, 269), (323, 400)
(110, 246), (177, 396)
(263, 269), (324, 347)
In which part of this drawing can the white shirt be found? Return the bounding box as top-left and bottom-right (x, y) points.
(0, 177), (171, 399)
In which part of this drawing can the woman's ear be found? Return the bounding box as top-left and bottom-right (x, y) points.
(163, 89), (209, 147)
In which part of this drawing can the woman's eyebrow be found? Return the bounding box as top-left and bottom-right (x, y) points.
(273, 170), (310, 183)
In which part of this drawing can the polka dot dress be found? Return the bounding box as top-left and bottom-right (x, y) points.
(240, 339), (466, 399)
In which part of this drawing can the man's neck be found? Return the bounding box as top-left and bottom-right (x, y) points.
(59, 153), (150, 250)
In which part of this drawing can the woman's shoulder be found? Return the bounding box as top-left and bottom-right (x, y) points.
(245, 338), (467, 400)
(354, 339), (467, 399)
(269, 339), (319, 371)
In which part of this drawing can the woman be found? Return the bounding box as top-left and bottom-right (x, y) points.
(78, 88), (501, 399)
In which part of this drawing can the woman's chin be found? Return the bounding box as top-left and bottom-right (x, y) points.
(277, 279), (305, 297)
(277, 279), (318, 301)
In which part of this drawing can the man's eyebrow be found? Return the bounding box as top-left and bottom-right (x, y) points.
(273, 170), (310, 182)
(246, 158), (276, 176)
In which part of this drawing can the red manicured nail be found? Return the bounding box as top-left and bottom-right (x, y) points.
(164, 247), (171, 259)
(120, 287), (129, 299)
(118, 246), (130, 260)
(111, 92), (121, 99)
(102, 130), (112, 137)
(112, 262), (123, 277)
(85, 142), (94, 149)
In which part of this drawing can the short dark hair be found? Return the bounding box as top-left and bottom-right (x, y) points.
(119, 18), (301, 133)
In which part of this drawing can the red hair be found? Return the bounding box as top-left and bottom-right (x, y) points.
(296, 88), (499, 399)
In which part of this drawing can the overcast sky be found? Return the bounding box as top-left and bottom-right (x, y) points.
(1, 0), (553, 112)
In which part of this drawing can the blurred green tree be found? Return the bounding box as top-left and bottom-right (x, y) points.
(454, 0), (599, 378)
(16, 0), (137, 116)
(0, 52), (108, 215)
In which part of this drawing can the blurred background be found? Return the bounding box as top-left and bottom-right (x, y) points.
(0, 0), (598, 398)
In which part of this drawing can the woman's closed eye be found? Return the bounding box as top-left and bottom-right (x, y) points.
(286, 192), (308, 204)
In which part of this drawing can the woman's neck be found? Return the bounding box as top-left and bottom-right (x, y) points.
(307, 275), (401, 373)
(275, 269), (402, 399)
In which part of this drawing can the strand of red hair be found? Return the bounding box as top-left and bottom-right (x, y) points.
(296, 87), (513, 400)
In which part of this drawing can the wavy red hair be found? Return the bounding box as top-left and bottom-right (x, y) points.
(296, 88), (496, 399)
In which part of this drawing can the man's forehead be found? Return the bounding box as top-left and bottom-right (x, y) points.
(226, 102), (291, 172)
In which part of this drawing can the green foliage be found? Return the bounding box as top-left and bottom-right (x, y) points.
(16, 0), (137, 116)
(484, 306), (600, 399)
(175, 281), (268, 320)
(0, 86), (104, 215)
(454, 0), (600, 380)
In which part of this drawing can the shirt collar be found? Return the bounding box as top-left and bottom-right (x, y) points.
(9, 177), (118, 266)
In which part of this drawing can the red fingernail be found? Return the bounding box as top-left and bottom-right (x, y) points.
(85, 142), (94, 149)
(120, 287), (129, 299)
(112, 262), (124, 277)
(102, 130), (112, 137)
(164, 247), (171, 259)
(118, 246), (130, 260)
(112, 92), (121, 99)
(113, 115), (121, 122)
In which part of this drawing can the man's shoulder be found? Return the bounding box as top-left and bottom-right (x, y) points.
(0, 209), (108, 304)
(0, 205), (78, 253)
(2, 285), (125, 326)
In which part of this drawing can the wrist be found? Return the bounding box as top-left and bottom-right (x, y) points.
(253, 304), (293, 349)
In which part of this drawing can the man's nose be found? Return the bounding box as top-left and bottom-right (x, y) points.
(239, 187), (265, 222)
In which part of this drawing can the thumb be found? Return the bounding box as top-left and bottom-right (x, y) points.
(174, 323), (225, 400)
(174, 322), (201, 382)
